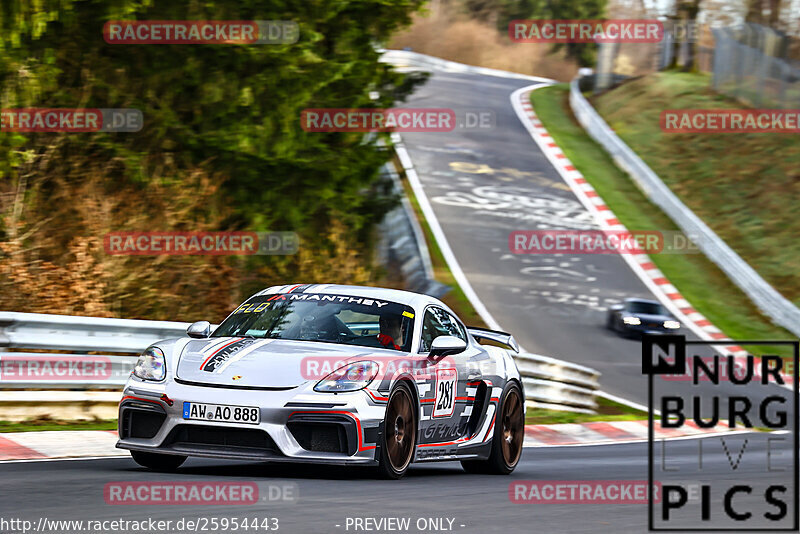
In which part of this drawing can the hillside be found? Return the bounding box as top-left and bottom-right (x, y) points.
(592, 71), (800, 307)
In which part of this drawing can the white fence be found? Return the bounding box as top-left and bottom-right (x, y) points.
(0, 311), (600, 413)
(379, 49), (555, 83)
(570, 76), (800, 338)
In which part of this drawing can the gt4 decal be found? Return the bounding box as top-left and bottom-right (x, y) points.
(200, 338), (259, 372)
(433, 367), (457, 418)
(423, 420), (468, 441)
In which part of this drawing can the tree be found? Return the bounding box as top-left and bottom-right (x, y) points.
(494, 0), (607, 67)
(0, 0), (427, 316)
(667, 0), (702, 71)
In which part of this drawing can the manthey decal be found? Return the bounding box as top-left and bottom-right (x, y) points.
(269, 293), (391, 307)
(231, 293), (392, 314)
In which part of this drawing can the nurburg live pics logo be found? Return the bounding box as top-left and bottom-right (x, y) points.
(642, 334), (799, 531)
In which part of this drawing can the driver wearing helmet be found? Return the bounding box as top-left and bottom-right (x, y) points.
(377, 314), (403, 350)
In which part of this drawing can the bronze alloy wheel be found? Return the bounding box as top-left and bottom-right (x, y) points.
(500, 387), (524, 467)
(460, 382), (524, 475)
(385, 386), (416, 473)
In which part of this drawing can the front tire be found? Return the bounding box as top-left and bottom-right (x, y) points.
(461, 381), (524, 475)
(130, 450), (187, 472)
(377, 382), (417, 479)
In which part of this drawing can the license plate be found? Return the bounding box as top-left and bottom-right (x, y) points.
(182, 402), (260, 424)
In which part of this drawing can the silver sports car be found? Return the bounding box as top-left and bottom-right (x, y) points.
(117, 284), (525, 478)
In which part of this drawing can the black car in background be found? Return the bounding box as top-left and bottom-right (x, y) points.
(606, 298), (681, 337)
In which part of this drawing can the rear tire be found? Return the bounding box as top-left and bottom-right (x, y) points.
(376, 382), (417, 479)
(130, 450), (187, 472)
(460, 381), (524, 475)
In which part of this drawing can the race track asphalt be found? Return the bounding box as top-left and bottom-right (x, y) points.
(0, 433), (794, 533)
(396, 70), (795, 421)
(398, 71), (662, 404)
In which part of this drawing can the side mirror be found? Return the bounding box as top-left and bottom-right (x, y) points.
(429, 335), (467, 358)
(187, 320), (212, 339)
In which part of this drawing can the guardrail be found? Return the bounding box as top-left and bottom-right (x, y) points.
(569, 76), (800, 338)
(0, 311), (192, 392)
(516, 353), (599, 413)
(379, 49), (555, 83)
(0, 312), (600, 415)
(0, 311), (191, 353)
(376, 162), (448, 298)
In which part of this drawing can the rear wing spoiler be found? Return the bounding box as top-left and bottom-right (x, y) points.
(467, 327), (520, 353)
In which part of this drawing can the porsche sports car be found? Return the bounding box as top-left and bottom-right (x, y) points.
(117, 284), (525, 478)
(606, 297), (681, 337)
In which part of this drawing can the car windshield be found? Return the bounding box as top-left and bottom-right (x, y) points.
(211, 293), (415, 351)
(626, 301), (664, 315)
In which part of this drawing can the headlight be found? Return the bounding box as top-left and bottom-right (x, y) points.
(133, 347), (166, 381)
(622, 316), (641, 325)
(663, 320), (681, 329)
(314, 361), (379, 393)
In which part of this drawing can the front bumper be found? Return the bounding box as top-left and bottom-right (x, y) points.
(116, 378), (386, 465)
(621, 323), (679, 336)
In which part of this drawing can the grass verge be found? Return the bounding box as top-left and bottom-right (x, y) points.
(529, 84), (794, 362)
(0, 418), (117, 433)
(525, 396), (647, 425)
(592, 72), (800, 309)
(0, 399), (641, 433)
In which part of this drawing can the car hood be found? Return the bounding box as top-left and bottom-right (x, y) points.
(175, 337), (390, 389)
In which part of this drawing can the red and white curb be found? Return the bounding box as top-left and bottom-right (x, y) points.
(0, 430), (123, 461)
(509, 84), (748, 359)
(0, 423), (746, 461)
(524, 420), (745, 447)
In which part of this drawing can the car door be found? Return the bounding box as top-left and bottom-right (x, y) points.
(417, 306), (481, 448)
